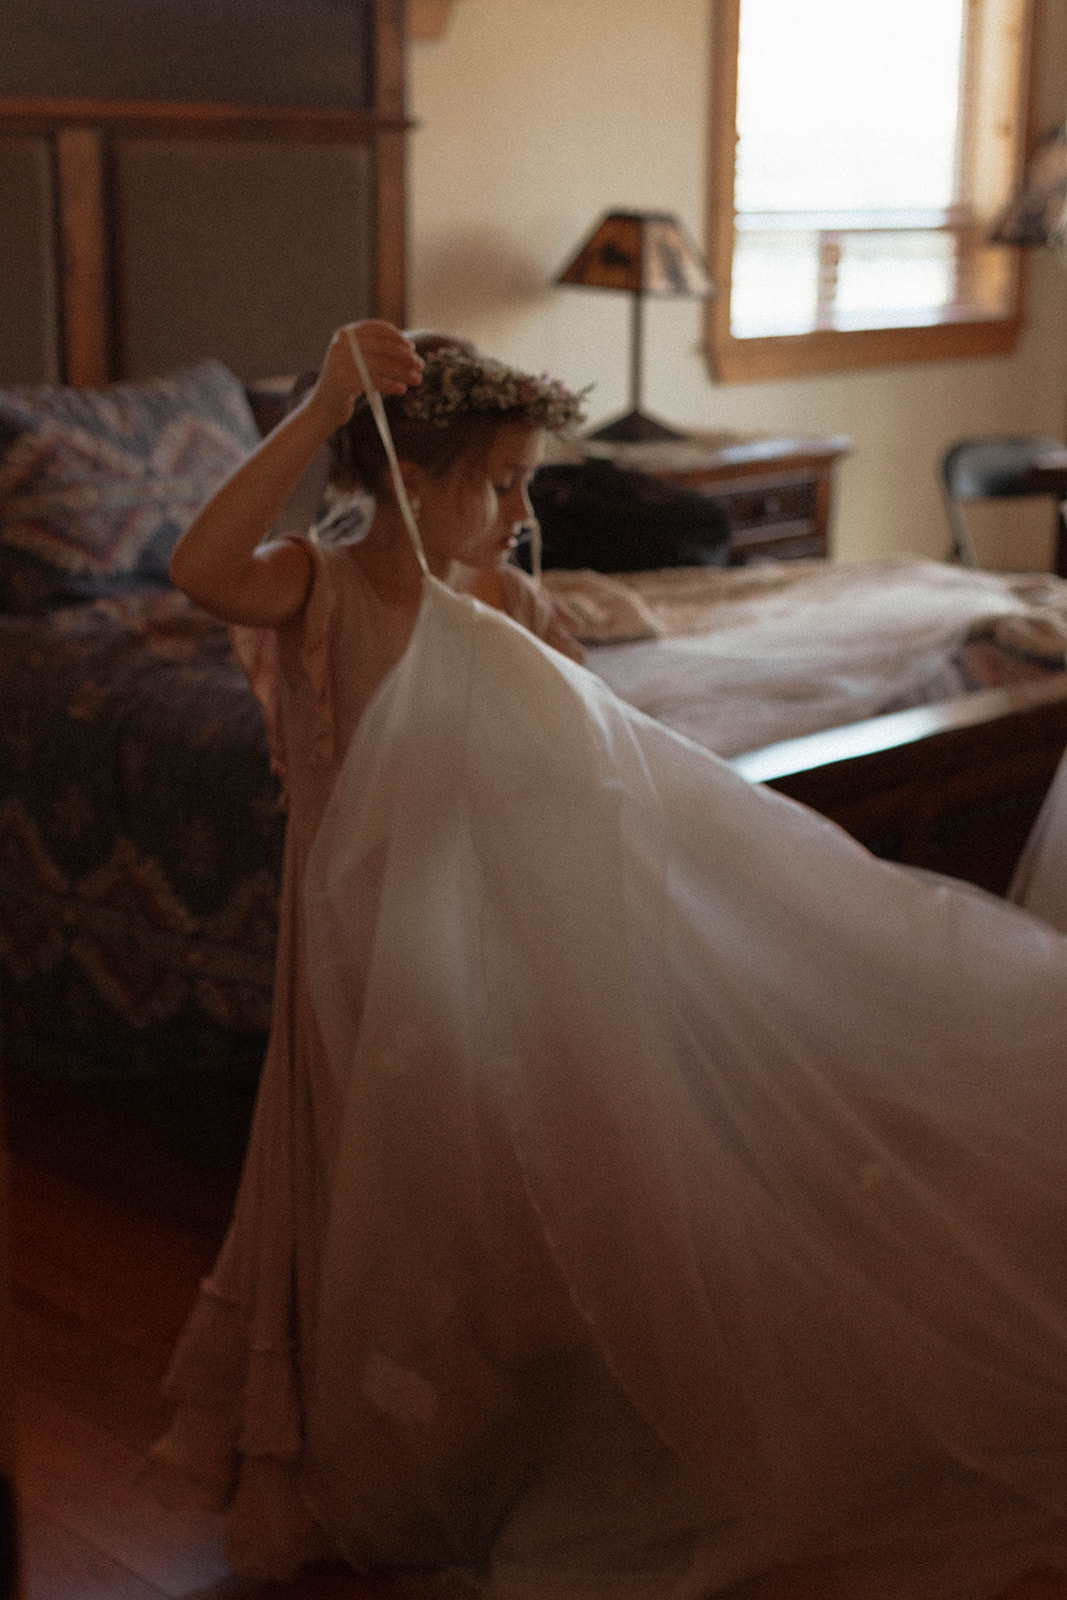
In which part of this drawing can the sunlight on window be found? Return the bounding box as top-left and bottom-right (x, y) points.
(736, 0), (965, 212)
(732, 0), (970, 336)
(836, 233), (957, 328)
(731, 234), (819, 336)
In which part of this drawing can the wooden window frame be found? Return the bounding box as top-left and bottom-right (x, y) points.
(706, 0), (1033, 383)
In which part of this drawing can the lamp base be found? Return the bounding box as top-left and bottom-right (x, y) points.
(585, 409), (687, 444)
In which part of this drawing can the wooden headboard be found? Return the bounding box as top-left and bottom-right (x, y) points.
(0, 0), (408, 386)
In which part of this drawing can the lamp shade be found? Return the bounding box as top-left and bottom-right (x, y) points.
(991, 122), (1067, 250)
(556, 211), (714, 298)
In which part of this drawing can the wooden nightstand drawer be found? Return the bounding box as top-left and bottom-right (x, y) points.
(708, 477), (821, 562)
(729, 525), (826, 563)
(714, 479), (817, 532)
(563, 433), (850, 566)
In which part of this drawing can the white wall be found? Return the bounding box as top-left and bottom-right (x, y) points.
(409, 0), (1067, 566)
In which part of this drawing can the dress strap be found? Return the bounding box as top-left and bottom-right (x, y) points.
(344, 329), (429, 578)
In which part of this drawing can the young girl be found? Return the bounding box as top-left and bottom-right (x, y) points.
(156, 321), (1067, 1600)
(153, 320), (588, 1574)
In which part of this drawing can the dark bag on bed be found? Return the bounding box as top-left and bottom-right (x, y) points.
(526, 458), (732, 573)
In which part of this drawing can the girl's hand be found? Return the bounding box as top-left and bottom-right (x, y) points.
(310, 320), (424, 429)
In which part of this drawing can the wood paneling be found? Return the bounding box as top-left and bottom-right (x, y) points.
(0, 0), (408, 384)
(0, 0), (376, 110)
(111, 140), (378, 379)
(376, 129), (408, 326)
(54, 127), (110, 385)
(0, 100), (405, 139)
(0, 136), (59, 383)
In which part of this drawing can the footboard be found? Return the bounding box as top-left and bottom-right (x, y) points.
(731, 677), (1067, 895)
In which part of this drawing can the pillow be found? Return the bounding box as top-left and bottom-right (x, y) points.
(526, 458), (733, 575)
(0, 360), (260, 613)
(540, 569), (669, 643)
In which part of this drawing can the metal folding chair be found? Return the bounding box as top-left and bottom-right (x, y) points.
(941, 435), (1064, 568)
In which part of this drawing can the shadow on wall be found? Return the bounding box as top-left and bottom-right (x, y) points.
(412, 226), (552, 336)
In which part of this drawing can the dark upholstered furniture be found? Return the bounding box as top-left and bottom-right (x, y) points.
(528, 459), (732, 572)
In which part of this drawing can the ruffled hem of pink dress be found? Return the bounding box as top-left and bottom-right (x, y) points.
(146, 1281), (338, 1580)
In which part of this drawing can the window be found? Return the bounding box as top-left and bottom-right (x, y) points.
(707, 0), (1033, 381)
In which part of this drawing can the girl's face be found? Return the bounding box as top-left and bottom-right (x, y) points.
(418, 423), (545, 574)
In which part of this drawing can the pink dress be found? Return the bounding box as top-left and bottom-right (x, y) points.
(148, 540), (571, 1579)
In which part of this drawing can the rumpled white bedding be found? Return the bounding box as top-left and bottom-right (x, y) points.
(557, 559), (1067, 756)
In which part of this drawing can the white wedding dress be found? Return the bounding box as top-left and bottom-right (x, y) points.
(296, 573), (1067, 1599)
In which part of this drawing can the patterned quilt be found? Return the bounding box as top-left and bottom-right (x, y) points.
(0, 591), (282, 1079)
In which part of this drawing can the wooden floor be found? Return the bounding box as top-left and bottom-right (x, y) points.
(8, 1147), (1067, 1600)
(8, 1150), (393, 1599)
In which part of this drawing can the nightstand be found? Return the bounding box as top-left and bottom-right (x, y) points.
(577, 433), (852, 564)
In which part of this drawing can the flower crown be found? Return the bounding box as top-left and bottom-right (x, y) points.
(361, 346), (588, 433)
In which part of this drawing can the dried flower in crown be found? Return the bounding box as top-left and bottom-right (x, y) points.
(358, 346), (588, 433)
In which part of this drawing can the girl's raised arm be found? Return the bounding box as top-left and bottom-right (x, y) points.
(169, 321), (423, 627)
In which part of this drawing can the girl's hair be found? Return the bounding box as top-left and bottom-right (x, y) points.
(296, 333), (586, 495)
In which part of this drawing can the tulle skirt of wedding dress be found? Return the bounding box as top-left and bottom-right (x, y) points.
(297, 578), (1067, 1599)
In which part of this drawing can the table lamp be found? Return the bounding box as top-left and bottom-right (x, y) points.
(555, 210), (715, 443)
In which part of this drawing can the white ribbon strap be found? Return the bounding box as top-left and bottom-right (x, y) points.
(344, 328), (430, 578)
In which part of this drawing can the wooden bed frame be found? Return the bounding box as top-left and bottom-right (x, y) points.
(733, 674), (1067, 895)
